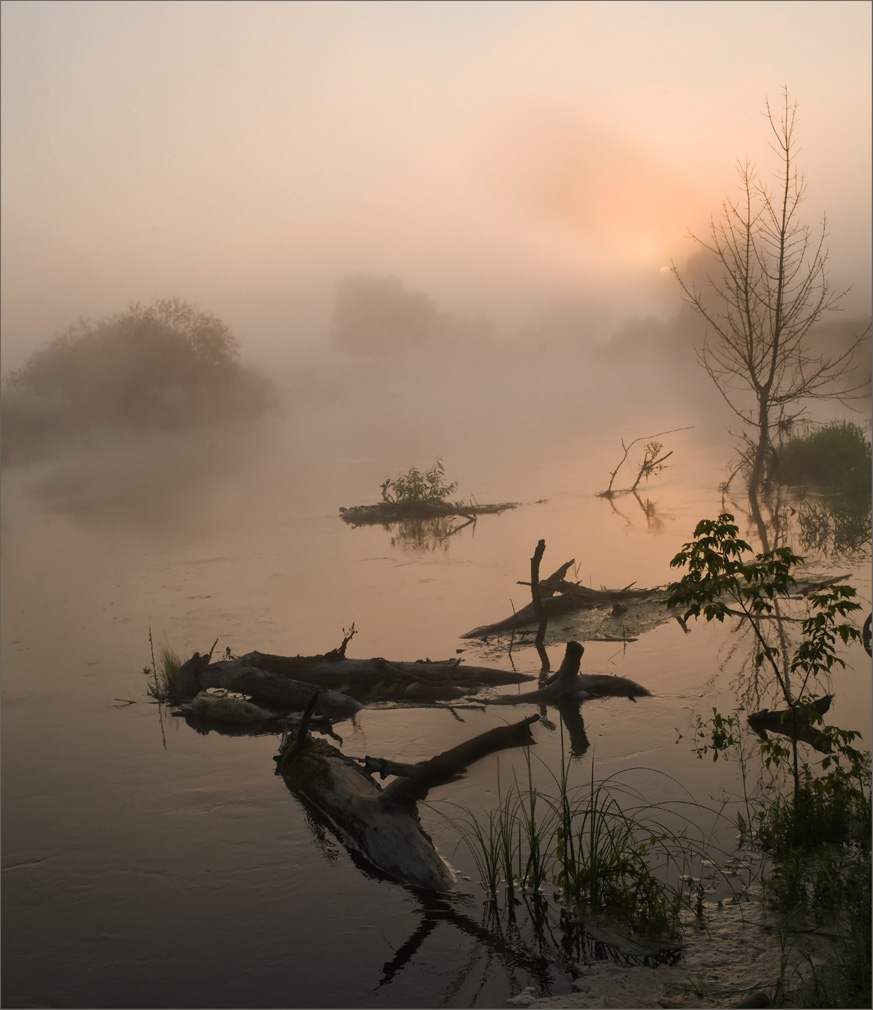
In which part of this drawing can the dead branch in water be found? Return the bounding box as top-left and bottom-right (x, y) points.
(275, 711), (541, 889)
(530, 539), (550, 672)
(598, 426), (693, 498)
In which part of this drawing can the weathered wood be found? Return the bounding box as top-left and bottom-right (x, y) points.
(747, 695), (833, 753)
(171, 647), (536, 715)
(172, 656), (362, 720)
(276, 712), (541, 890)
(464, 559), (849, 643)
(463, 559), (663, 639)
(231, 651), (535, 696)
(377, 714), (540, 805)
(530, 539), (549, 671)
(487, 642), (651, 705)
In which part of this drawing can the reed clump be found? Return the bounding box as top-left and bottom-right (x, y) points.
(448, 749), (706, 940)
(779, 421), (871, 497)
(147, 628), (183, 701)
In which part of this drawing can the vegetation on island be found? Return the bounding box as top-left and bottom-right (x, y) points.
(2, 298), (273, 462)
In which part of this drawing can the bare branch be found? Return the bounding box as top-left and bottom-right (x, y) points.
(674, 89), (871, 489)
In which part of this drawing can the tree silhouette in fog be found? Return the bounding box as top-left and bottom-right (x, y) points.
(2, 298), (272, 460)
(331, 274), (441, 356)
(673, 89), (871, 490)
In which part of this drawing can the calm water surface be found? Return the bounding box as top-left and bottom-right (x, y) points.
(3, 353), (870, 1008)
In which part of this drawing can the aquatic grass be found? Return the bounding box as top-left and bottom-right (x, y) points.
(544, 762), (691, 937)
(147, 627), (184, 701)
(442, 737), (726, 939)
(515, 750), (551, 893)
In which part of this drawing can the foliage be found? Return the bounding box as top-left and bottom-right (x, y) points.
(668, 512), (870, 1007)
(673, 90), (870, 490)
(381, 458), (459, 505)
(779, 421), (872, 498)
(2, 298), (272, 460)
(667, 516), (864, 786)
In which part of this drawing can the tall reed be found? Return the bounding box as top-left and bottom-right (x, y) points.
(446, 735), (713, 937)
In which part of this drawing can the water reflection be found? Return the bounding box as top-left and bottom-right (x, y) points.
(796, 492), (872, 558)
(388, 515), (478, 553)
(599, 490), (671, 531)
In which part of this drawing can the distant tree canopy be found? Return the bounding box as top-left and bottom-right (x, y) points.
(2, 298), (272, 460)
(331, 274), (441, 356)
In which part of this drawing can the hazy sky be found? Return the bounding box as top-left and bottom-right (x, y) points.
(2, 0), (871, 370)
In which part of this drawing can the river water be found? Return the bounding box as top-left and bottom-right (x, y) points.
(2, 347), (870, 1008)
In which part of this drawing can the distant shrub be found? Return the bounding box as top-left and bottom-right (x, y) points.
(779, 422), (871, 496)
(331, 274), (441, 356)
(2, 299), (273, 461)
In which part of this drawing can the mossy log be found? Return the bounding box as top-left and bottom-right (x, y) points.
(276, 707), (539, 889)
(339, 500), (519, 525)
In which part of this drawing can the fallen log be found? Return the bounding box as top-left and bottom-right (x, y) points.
(170, 643), (536, 715)
(171, 653), (362, 720)
(275, 704), (539, 890)
(463, 558), (850, 644)
(174, 691), (343, 741)
(747, 695), (834, 753)
(462, 558), (666, 640)
(339, 500), (519, 525)
(487, 642), (651, 706)
(225, 650), (534, 700)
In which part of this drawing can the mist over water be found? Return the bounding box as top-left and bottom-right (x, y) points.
(2, 2), (871, 1007)
(3, 323), (871, 1006)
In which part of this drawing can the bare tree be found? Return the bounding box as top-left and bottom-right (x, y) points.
(673, 89), (871, 489)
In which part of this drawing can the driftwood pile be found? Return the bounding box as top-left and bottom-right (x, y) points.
(463, 558), (671, 642)
(166, 637), (651, 889)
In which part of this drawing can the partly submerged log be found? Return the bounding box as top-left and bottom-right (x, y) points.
(172, 653), (363, 720)
(747, 695), (834, 753)
(487, 642), (651, 705)
(276, 702), (539, 890)
(221, 649), (534, 702)
(463, 559), (852, 644)
(462, 559), (667, 640)
(170, 643), (536, 717)
(339, 499), (519, 525)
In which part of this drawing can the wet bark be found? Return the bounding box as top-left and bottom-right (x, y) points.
(487, 642), (651, 705)
(275, 711), (539, 890)
(170, 647), (536, 715)
(747, 695), (833, 753)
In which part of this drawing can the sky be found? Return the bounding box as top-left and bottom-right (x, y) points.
(1, 0), (871, 371)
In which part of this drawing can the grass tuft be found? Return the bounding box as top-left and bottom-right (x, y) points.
(147, 628), (183, 701)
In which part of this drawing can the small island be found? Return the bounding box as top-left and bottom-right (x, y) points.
(339, 458), (519, 525)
